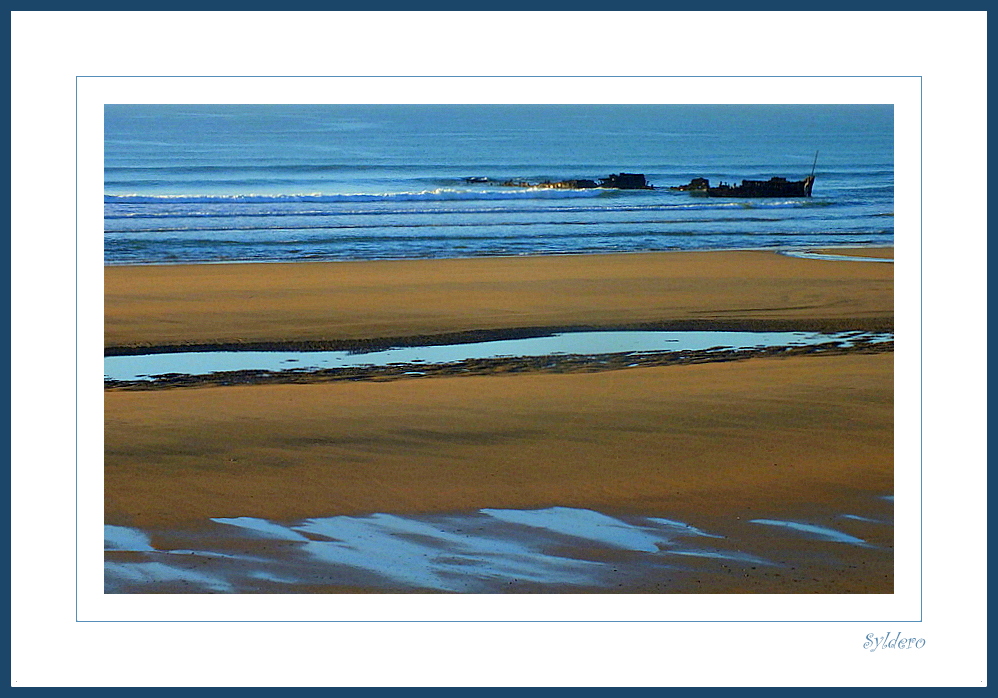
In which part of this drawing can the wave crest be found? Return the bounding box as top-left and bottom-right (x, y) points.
(104, 188), (609, 205)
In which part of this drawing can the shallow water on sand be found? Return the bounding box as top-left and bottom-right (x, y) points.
(104, 330), (892, 383)
(105, 501), (893, 594)
(779, 249), (893, 263)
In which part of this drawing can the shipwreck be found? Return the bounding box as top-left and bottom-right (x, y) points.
(465, 172), (653, 191)
(673, 153), (819, 198)
(673, 175), (815, 198)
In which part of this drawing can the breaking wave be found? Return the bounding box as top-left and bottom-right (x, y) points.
(104, 188), (609, 205)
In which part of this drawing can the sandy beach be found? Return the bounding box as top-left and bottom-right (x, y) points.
(105, 248), (893, 593)
(105, 249), (893, 350)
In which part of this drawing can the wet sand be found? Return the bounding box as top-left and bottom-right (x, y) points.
(104, 249), (893, 593)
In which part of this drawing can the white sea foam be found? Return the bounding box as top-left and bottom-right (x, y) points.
(104, 188), (606, 205)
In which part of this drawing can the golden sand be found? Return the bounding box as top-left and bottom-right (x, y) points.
(106, 352), (892, 528)
(105, 249), (893, 349)
(104, 249), (894, 592)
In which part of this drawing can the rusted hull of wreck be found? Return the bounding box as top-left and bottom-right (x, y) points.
(676, 175), (815, 198)
(466, 172), (653, 191)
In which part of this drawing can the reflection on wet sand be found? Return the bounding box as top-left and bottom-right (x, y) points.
(105, 502), (892, 594)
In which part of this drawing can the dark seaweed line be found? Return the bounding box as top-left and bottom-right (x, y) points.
(104, 340), (893, 391)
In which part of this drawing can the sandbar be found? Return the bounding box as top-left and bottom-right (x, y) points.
(106, 352), (892, 528)
(105, 249), (893, 350)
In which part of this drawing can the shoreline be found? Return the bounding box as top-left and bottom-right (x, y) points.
(103, 243), (894, 266)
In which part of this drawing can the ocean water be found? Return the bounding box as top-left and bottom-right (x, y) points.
(104, 104), (893, 265)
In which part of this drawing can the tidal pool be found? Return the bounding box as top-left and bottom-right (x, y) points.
(105, 330), (892, 383)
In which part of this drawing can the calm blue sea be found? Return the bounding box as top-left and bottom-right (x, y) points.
(104, 104), (893, 265)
